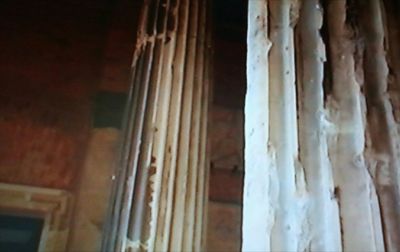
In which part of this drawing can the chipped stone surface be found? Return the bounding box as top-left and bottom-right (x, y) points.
(244, 0), (400, 251)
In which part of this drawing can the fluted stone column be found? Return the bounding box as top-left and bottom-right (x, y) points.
(244, 0), (400, 251)
(101, 0), (211, 251)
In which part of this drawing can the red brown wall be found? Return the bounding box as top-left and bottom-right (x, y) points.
(207, 1), (247, 250)
(0, 0), (139, 190)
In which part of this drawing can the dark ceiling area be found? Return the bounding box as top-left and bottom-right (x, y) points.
(213, 0), (247, 41)
(0, 0), (248, 111)
(0, 0), (113, 98)
(0, 0), (139, 188)
(212, 0), (247, 109)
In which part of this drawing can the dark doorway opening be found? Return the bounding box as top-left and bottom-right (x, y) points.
(0, 214), (44, 252)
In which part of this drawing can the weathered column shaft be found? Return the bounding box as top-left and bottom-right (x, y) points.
(297, 0), (341, 250)
(101, 0), (211, 251)
(360, 0), (400, 249)
(244, 0), (400, 250)
(326, 1), (383, 250)
(268, 0), (304, 251)
(243, 0), (272, 250)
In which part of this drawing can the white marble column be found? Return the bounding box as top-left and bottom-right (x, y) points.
(244, 0), (400, 251)
(101, 0), (211, 251)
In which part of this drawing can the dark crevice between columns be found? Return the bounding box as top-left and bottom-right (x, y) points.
(320, 0), (333, 102)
